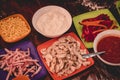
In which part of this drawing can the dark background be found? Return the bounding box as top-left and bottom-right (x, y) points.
(0, 0), (120, 80)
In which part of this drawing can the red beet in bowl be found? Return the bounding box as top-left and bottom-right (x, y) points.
(93, 30), (120, 66)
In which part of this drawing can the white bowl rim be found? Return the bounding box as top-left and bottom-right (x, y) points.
(32, 5), (72, 38)
(93, 29), (120, 66)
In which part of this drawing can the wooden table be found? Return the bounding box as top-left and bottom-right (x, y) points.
(0, 0), (120, 80)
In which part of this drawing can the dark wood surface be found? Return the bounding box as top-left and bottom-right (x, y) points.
(0, 0), (120, 80)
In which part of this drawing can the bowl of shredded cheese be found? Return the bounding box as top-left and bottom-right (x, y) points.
(32, 5), (72, 38)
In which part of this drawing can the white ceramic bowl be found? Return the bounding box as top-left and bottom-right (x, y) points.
(93, 30), (120, 66)
(32, 5), (72, 38)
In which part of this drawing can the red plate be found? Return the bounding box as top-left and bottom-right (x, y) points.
(37, 32), (94, 80)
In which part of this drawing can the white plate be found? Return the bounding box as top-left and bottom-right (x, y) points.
(32, 5), (72, 38)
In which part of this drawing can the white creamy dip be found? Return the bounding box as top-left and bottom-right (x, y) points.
(36, 10), (68, 37)
(32, 6), (72, 38)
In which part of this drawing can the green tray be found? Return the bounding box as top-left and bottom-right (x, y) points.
(73, 9), (120, 48)
(116, 1), (120, 14)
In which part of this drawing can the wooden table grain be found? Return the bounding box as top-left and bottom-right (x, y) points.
(0, 0), (120, 80)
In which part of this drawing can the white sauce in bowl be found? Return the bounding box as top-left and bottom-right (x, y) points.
(32, 5), (72, 38)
